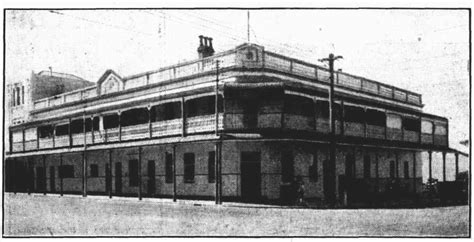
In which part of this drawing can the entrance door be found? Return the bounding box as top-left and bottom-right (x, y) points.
(115, 162), (122, 195)
(147, 160), (156, 196)
(105, 164), (111, 193)
(50, 166), (56, 192)
(240, 152), (261, 202)
(36, 167), (45, 192)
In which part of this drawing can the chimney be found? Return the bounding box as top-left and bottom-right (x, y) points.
(198, 35), (215, 59)
(197, 35), (206, 58)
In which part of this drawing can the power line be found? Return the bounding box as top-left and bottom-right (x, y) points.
(48, 10), (156, 36)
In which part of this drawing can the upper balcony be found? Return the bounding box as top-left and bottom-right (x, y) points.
(31, 44), (422, 112)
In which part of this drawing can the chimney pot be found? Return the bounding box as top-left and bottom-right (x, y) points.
(204, 37), (208, 46)
(199, 35), (204, 46)
(208, 38), (213, 48)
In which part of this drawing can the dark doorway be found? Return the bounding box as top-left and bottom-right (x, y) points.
(240, 152), (261, 202)
(115, 162), (122, 195)
(105, 164), (111, 193)
(36, 167), (45, 192)
(147, 160), (156, 196)
(50, 166), (56, 192)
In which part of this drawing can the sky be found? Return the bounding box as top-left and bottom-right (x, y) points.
(4, 9), (470, 172)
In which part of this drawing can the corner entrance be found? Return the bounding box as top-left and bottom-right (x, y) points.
(240, 152), (261, 202)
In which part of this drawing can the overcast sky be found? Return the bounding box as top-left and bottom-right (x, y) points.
(5, 9), (469, 154)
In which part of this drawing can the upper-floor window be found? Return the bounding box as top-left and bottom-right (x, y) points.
(284, 95), (314, 116)
(386, 114), (402, 129)
(38, 125), (54, 138)
(366, 109), (386, 126)
(316, 101), (341, 119)
(402, 117), (420, 132)
(55, 123), (69, 136)
(434, 125), (447, 135)
(85, 117), (100, 131)
(185, 95), (223, 118)
(150, 101), (182, 122)
(121, 108), (149, 127)
(70, 119), (84, 134)
(421, 120), (434, 134)
(103, 113), (120, 129)
(344, 105), (365, 123)
(16, 86), (21, 106)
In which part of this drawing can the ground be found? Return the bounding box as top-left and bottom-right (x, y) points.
(3, 193), (469, 237)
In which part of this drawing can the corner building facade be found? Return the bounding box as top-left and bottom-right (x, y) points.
(5, 42), (454, 206)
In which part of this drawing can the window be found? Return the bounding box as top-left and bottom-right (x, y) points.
(208, 151), (216, 183)
(129, 160), (139, 186)
(70, 119), (84, 134)
(345, 155), (355, 178)
(309, 151), (318, 182)
(316, 101), (341, 119)
(103, 113), (120, 129)
(389, 160), (395, 178)
(150, 101), (182, 122)
(344, 105), (365, 123)
(403, 118), (420, 132)
(421, 120), (434, 134)
(59, 165), (74, 178)
(21, 86), (24, 104)
(404, 161), (409, 178)
(366, 109), (386, 126)
(55, 124), (69, 136)
(121, 108), (149, 127)
(38, 125), (54, 138)
(184, 153), (195, 183)
(434, 125), (447, 135)
(386, 114), (402, 129)
(90, 164), (99, 177)
(363, 155), (371, 178)
(12, 87), (16, 106)
(85, 117), (100, 131)
(281, 151), (294, 183)
(165, 153), (173, 183)
(16, 86), (21, 106)
(284, 95), (314, 116)
(185, 96), (223, 118)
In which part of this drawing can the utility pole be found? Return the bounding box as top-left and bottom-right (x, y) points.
(319, 53), (343, 207)
(215, 59), (222, 205)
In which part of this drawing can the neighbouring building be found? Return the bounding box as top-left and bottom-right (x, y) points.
(4, 36), (466, 206)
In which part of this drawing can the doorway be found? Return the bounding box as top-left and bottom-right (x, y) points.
(240, 152), (261, 202)
(147, 160), (156, 196)
(36, 167), (45, 192)
(115, 162), (122, 195)
(50, 166), (55, 192)
(105, 164), (111, 193)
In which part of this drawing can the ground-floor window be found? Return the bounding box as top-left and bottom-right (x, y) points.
(389, 160), (395, 178)
(364, 155), (371, 178)
(404, 161), (409, 178)
(90, 164), (99, 177)
(309, 151), (318, 182)
(165, 153), (173, 183)
(59, 165), (74, 178)
(208, 151), (215, 183)
(184, 153), (195, 183)
(281, 151), (294, 183)
(129, 160), (139, 186)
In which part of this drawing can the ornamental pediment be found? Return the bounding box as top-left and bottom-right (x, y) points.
(97, 69), (124, 95)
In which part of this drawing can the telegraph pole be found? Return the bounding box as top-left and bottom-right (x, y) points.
(215, 59), (222, 205)
(319, 53), (343, 207)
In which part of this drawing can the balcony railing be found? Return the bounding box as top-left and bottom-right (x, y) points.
(32, 46), (422, 111)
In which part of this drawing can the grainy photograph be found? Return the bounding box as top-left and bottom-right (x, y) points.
(2, 8), (471, 237)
